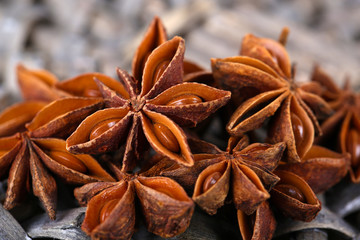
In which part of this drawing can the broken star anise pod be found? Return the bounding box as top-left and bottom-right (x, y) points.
(66, 23), (230, 172)
(74, 163), (194, 239)
(312, 66), (360, 182)
(211, 28), (332, 163)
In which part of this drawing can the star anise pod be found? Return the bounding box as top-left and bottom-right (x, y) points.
(311, 66), (360, 182)
(150, 135), (285, 215)
(277, 145), (350, 193)
(192, 136), (285, 215)
(66, 22), (230, 171)
(74, 163), (194, 239)
(270, 170), (321, 222)
(0, 98), (113, 219)
(211, 28), (332, 163)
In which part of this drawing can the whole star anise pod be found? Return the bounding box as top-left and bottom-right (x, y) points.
(0, 98), (113, 219)
(74, 163), (194, 239)
(66, 21), (230, 171)
(149, 135), (285, 215)
(311, 66), (360, 182)
(211, 28), (332, 162)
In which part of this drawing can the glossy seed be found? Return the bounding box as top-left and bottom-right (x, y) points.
(347, 129), (360, 167)
(202, 171), (222, 193)
(166, 94), (203, 106)
(89, 118), (122, 140)
(153, 123), (180, 153)
(99, 199), (118, 223)
(275, 183), (305, 203)
(83, 88), (102, 98)
(291, 113), (304, 147)
(48, 151), (87, 173)
(153, 60), (170, 84)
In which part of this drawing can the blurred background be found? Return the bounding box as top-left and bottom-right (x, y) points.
(0, 0), (360, 108)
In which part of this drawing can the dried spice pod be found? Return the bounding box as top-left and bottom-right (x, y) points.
(1, 133), (114, 220)
(190, 136), (285, 215)
(312, 66), (360, 182)
(212, 29), (332, 163)
(237, 201), (276, 240)
(75, 167), (194, 239)
(277, 145), (350, 193)
(55, 73), (128, 98)
(26, 97), (104, 138)
(271, 170), (321, 222)
(17, 64), (60, 102)
(66, 26), (230, 171)
(0, 101), (47, 137)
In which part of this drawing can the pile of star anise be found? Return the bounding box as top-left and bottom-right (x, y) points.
(0, 17), (357, 240)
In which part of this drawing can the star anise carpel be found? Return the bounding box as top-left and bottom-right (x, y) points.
(211, 28), (332, 163)
(74, 163), (194, 239)
(66, 19), (231, 172)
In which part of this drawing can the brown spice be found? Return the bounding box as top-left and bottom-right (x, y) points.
(75, 164), (194, 239)
(66, 17), (231, 172)
(211, 28), (332, 163)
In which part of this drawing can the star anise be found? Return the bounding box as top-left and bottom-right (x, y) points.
(74, 163), (194, 239)
(211, 28), (332, 163)
(0, 98), (113, 219)
(149, 135), (285, 215)
(311, 66), (360, 182)
(66, 22), (230, 172)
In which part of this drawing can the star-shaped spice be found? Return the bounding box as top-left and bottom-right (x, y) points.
(211, 28), (332, 162)
(311, 66), (360, 182)
(149, 136), (285, 215)
(74, 163), (194, 239)
(66, 20), (230, 172)
(0, 98), (113, 219)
